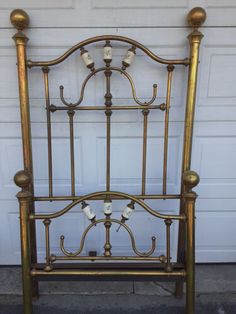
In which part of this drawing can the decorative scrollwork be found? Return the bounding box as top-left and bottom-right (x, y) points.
(60, 218), (156, 258)
(59, 66), (157, 107)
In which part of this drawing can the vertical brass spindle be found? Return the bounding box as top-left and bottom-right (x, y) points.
(163, 65), (174, 195)
(104, 55), (112, 192)
(103, 48), (113, 262)
(106, 111), (112, 191)
(67, 110), (75, 196)
(141, 109), (149, 195)
(104, 214), (112, 257)
(42, 66), (53, 197)
(43, 218), (52, 272)
(165, 218), (173, 272)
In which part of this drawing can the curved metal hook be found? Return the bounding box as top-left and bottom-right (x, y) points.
(60, 218), (156, 258)
(59, 69), (95, 107)
(59, 66), (157, 107)
(120, 69), (157, 106)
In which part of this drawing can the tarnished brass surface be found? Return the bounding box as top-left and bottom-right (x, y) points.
(12, 15), (39, 301)
(187, 7), (207, 28)
(11, 7), (205, 314)
(50, 104), (164, 111)
(14, 170), (32, 189)
(34, 194), (181, 201)
(176, 8), (205, 304)
(31, 268), (186, 277)
(15, 170), (32, 313)
(10, 9), (29, 30)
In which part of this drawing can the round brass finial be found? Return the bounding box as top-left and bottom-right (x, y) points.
(183, 170), (200, 189)
(187, 7), (206, 28)
(14, 170), (31, 189)
(10, 9), (29, 30)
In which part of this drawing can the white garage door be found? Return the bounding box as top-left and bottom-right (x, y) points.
(0, 0), (236, 264)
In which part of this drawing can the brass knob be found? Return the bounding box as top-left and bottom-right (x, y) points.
(187, 7), (206, 28)
(14, 170), (31, 189)
(183, 170), (200, 189)
(10, 9), (29, 30)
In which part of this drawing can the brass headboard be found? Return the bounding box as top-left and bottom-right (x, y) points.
(11, 7), (206, 314)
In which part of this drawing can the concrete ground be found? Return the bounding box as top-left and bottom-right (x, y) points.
(0, 265), (235, 313)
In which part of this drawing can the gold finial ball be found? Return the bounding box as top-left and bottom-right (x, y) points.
(183, 170), (200, 189)
(10, 9), (29, 30)
(187, 7), (206, 28)
(14, 170), (31, 189)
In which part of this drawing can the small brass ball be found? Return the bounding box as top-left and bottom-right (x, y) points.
(183, 170), (200, 189)
(14, 170), (31, 188)
(187, 7), (206, 28)
(10, 9), (29, 30)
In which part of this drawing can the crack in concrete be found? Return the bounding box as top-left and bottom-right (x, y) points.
(153, 282), (174, 295)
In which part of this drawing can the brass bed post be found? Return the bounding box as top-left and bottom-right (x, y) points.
(10, 9), (39, 299)
(183, 171), (199, 314)
(14, 171), (33, 314)
(176, 7), (206, 300)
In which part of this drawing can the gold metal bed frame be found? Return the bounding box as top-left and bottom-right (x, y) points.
(10, 7), (206, 314)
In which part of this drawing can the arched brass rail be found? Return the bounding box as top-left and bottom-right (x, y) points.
(60, 66), (157, 107)
(27, 35), (189, 68)
(30, 191), (186, 221)
(60, 218), (156, 257)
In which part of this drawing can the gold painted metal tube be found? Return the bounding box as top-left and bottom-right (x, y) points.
(42, 67), (53, 197)
(34, 194), (181, 201)
(17, 189), (33, 314)
(27, 35), (189, 68)
(68, 110), (75, 196)
(141, 109), (149, 195)
(163, 65), (174, 195)
(31, 268), (186, 277)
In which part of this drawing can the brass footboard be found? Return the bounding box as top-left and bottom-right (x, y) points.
(11, 7), (206, 314)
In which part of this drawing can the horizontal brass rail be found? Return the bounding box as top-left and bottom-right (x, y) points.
(50, 104), (165, 111)
(52, 256), (165, 261)
(34, 194), (181, 201)
(31, 269), (186, 277)
(27, 35), (189, 68)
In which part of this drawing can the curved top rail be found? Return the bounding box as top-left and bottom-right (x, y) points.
(27, 35), (189, 68)
(30, 190), (186, 221)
